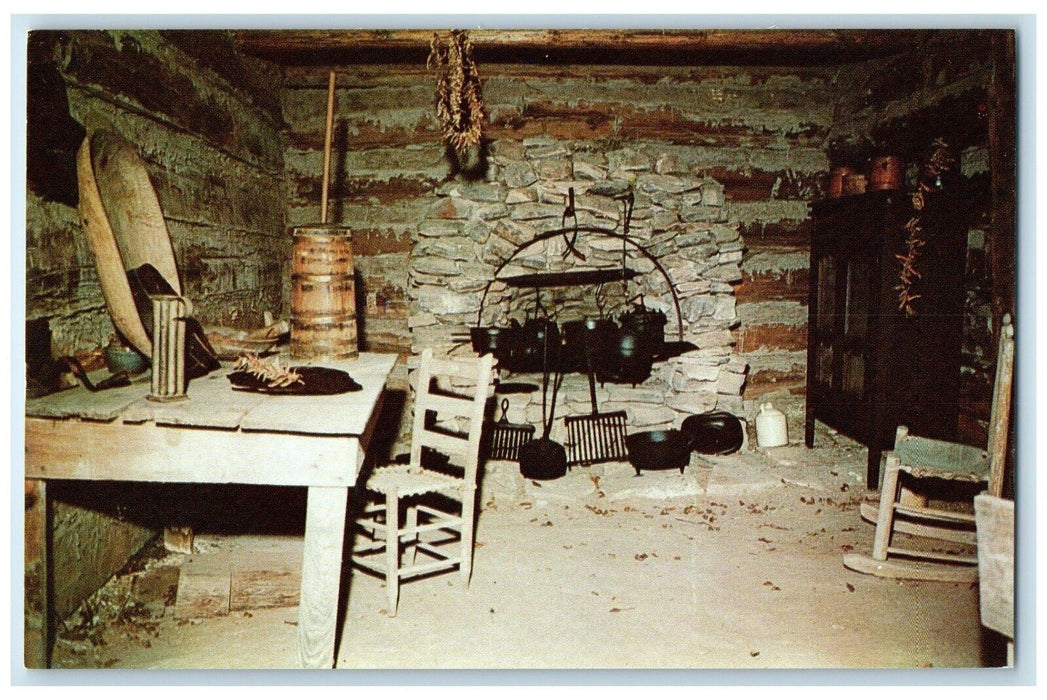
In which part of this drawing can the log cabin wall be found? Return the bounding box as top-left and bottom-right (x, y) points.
(26, 30), (288, 352)
(24, 29), (289, 629)
(826, 30), (999, 445)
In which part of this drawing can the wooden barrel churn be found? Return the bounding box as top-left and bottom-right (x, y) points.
(290, 225), (359, 361)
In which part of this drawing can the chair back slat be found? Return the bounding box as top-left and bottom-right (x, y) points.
(426, 355), (491, 382)
(987, 315), (1015, 497)
(417, 428), (472, 457)
(409, 349), (495, 484)
(424, 393), (478, 420)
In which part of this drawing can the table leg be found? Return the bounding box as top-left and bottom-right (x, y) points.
(24, 478), (51, 668)
(297, 485), (348, 669)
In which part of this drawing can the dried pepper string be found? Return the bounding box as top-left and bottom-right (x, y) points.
(428, 31), (485, 159)
(896, 138), (954, 316)
(234, 353), (303, 388)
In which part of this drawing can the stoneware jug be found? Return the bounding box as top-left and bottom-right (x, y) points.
(755, 402), (788, 448)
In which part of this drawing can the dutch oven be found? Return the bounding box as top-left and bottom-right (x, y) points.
(512, 317), (561, 373)
(562, 317), (617, 374)
(596, 326), (655, 386)
(470, 325), (515, 356)
(618, 297), (667, 356)
(491, 320), (528, 372)
(625, 429), (691, 475)
(681, 411), (744, 455)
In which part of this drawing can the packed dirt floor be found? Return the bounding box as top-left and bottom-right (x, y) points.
(48, 421), (1008, 674)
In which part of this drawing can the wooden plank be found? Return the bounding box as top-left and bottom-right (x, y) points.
(987, 319), (1015, 497)
(232, 28), (932, 61)
(60, 31), (283, 169)
(25, 418), (360, 488)
(425, 393), (477, 418)
(174, 571), (231, 619)
(975, 494), (1014, 638)
(297, 486), (349, 669)
(122, 370), (267, 429)
(893, 504), (977, 526)
(885, 547), (978, 566)
(418, 428), (470, 456)
(25, 376), (149, 421)
(230, 570), (301, 611)
(158, 30), (285, 124)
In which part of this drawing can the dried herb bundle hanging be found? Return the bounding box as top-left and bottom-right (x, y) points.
(427, 30), (485, 167)
(895, 137), (955, 316)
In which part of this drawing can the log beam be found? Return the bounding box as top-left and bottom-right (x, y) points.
(230, 28), (931, 66)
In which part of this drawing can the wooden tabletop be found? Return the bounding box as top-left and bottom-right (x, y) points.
(25, 353), (398, 437)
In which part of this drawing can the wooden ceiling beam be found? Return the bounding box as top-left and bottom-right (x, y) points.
(229, 28), (931, 66)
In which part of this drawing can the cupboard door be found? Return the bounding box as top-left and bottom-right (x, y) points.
(840, 256), (872, 398)
(813, 254), (836, 389)
(816, 255), (836, 333)
(843, 258), (870, 343)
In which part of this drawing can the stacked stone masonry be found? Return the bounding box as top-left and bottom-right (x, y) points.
(409, 138), (749, 441)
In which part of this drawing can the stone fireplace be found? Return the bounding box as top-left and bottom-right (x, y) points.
(407, 137), (748, 448)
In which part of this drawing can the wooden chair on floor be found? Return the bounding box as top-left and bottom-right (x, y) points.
(843, 314), (1015, 582)
(352, 349), (495, 616)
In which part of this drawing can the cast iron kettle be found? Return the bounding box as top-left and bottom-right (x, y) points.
(618, 295), (667, 355)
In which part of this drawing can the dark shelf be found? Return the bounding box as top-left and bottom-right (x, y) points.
(499, 268), (639, 288)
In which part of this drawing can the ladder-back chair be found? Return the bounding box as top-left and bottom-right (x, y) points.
(352, 349), (495, 615)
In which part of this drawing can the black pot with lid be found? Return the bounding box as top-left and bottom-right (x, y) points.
(562, 317), (617, 374)
(618, 296), (667, 357)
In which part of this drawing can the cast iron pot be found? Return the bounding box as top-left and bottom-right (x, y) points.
(470, 325), (516, 362)
(518, 437), (568, 481)
(491, 321), (528, 372)
(469, 326), (495, 354)
(562, 318), (618, 377)
(559, 319), (589, 373)
(625, 429), (691, 475)
(596, 327), (654, 386)
(513, 318), (561, 373)
(681, 411), (744, 455)
(618, 300), (667, 356)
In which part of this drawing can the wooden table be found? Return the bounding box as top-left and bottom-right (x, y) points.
(24, 352), (397, 669)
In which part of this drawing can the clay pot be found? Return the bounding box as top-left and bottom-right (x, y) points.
(829, 166), (855, 198)
(842, 173), (868, 195)
(869, 156), (903, 191)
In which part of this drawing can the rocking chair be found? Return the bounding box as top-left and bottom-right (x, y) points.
(843, 314), (1015, 581)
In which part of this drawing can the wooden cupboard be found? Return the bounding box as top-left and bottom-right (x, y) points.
(804, 190), (968, 488)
